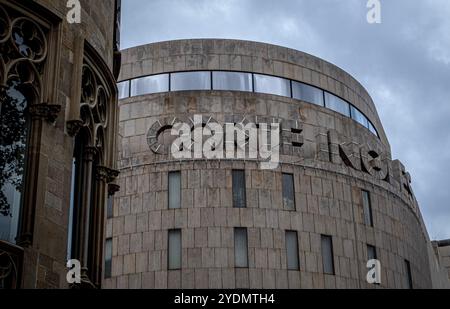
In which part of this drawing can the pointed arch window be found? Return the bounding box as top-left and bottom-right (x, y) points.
(0, 1), (61, 289)
(0, 3), (50, 244)
(66, 45), (119, 289)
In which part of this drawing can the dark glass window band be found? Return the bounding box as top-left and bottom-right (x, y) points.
(117, 70), (379, 138)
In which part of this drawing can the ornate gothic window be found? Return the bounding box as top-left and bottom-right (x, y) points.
(0, 1), (60, 289)
(67, 45), (119, 289)
(0, 2), (47, 243)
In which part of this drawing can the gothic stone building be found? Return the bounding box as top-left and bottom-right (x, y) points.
(107, 39), (449, 289)
(0, 0), (121, 288)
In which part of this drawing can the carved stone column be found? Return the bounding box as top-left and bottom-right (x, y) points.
(16, 103), (61, 247)
(89, 165), (109, 287)
(78, 146), (97, 288)
(89, 166), (120, 286)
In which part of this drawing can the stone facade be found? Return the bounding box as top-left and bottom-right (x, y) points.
(0, 0), (120, 288)
(107, 39), (449, 289)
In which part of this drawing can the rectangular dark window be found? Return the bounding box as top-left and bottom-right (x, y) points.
(321, 235), (335, 275)
(232, 170), (246, 208)
(168, 229), (182, 270)
(105, 238), (112, 278)
(405, 259), (413, 289)
(367, 244), (377, 261)
(234, 228), (248, 268)
(286, 231), (300, 270)
(362, 190), (374, 227)
(282, 173), (296, 210)
(168, 171), (181, 209)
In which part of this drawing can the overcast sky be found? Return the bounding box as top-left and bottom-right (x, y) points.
(121, 0), (450, 240)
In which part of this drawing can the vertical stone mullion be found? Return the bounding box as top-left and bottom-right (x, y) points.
(90, 166), (108, 286)
(79, 146), (96, 284)
(17, 109), (44, 246)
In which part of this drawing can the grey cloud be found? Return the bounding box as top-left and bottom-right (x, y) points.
(121, 0), (450, 239)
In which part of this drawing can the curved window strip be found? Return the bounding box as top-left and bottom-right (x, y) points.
(118, 70), (379, 138)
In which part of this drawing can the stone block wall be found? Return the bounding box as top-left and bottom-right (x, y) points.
(105, 161), (431, 289)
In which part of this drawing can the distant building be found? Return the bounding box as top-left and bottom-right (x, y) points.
(437, 240), (450, 280)
(108, 39), (450, 289)
(434, 240), (450, 280)
(0, 0), (121, 288)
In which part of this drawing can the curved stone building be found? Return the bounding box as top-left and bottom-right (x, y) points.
(108, 39), (437, 289)
(0, 0), (121, 288)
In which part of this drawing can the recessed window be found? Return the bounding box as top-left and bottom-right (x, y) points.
(351, 106), (369, 128)
(234, 228), (248, 268)
(171, 71), (211, 91)
(321, 235), (335, 275)
(282, 173), (296, 211)
(168, 229), (182, 270)
(253, 74), (291, 97)
(367, 244), (377, 261)
(286, 231), (300, 270)
(232, 170), (246, 208)
(131, 74), (169, 96)
(367, 245), (379, 285)
(325, 92), (350, 117)
(168, 171), (181, 209)
(362, 190), (374, 227)
(404, 259), (413, 289)
(292, 81), (324, 106)
(117, 80), (130, 99)
(105, 238), (112, 278)
(213, 71), (253, 92)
